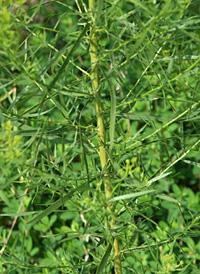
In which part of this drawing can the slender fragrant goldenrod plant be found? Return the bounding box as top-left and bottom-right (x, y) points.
(89, 0), (122, 273)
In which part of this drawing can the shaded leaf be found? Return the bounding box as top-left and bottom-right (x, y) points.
(28, 184), (90, 225)
(96, 244), (112, 274)
(49, 23), (89, 89)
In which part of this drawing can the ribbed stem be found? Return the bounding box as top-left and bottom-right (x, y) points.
(89, 1), (122, 273)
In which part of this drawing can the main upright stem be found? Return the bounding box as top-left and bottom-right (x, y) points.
(89, 1), (122, 273)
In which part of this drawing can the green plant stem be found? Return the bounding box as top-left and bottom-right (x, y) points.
(89, 1), (122, 273)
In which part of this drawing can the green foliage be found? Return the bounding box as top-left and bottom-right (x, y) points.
(0, 0), (200, 273)
(0, 120), (22, 162)
(0, 0), (27, 52)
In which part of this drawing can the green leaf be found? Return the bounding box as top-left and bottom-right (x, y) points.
(8, 86), (30, 110)
(108, 190), (154, 202)
(157, 194), (180, 204)
(183, 159), (200, 168)
(28, 184), (90, 225)
(147, 172), (171, 186)
(38, 44), (71, 77)
(179, 67), (200, 79)
(0, 190), (10, 206)
(119, 113), (170, 121)
(96, 243), (112, 274)
(119, 112), (200, 122)
(160, 55), (199, 61)
(0, 169), (28, 190)
(127, 0), (153, 15)
(101, 69), (116, 151)
(0, 212), (37, 217)
(96, 0), (104, 25)
(49, 23), (89, 89)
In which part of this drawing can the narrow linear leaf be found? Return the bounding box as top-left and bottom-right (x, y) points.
(179, 67), (200, 79)
(0, 169), (28, 190)
(79, 127), (90, 185)
(27, 0), (44, 24)
(147, 172), (171, 186)
(96, 244), (112, 274)
(108, 190), (154, 202)
(38, 44), (70, 77)
(8, 86), (30, 110)
(109, 86), (116, 151)
(101, 69), (116, 151)
(23, 107), (55, 118)
(177, 17), (200, 26)
(59, 225), (102, 243)
(183, 159), (200, 168)
(123, 239), (171, 253)
(49, 23), (89, 89)
(122, 102), (199, 154)
(28, 184), (90, 225)
(160, 138), (200, 176)
(128, 28), (148, 60)
(48, 96), (69, 119)
(183, 231), (200, 237)
(160, 55), (199, 61)
(0, 190), (10, 205)
(119, 112), (200, 122)
(157, 194), (180, 204)
(128, 0), (153, 14)
(60, 90), (92, 98)
(0, 212), (37, 217)
(119, 113), (169, 122)
(59, 232), (84, 243)
(96, 0), (104, 25)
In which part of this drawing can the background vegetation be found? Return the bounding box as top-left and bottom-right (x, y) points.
(0, 0), (200, 273)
